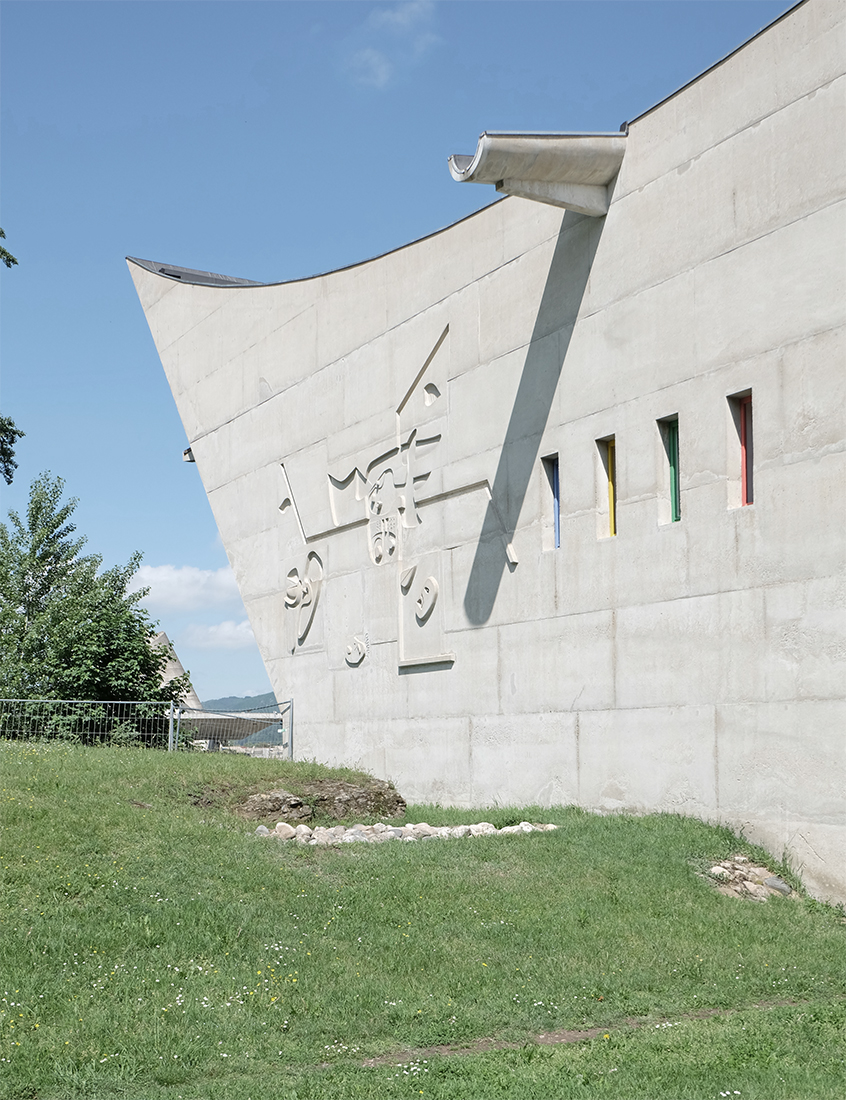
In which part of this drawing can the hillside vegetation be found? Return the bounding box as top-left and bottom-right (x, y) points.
(200, 691), (277, 712)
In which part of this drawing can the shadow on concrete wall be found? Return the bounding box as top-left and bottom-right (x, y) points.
(463, 210), (604, 626)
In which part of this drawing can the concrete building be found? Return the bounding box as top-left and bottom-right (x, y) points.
(129, 0), (845, 901)
(151, 631), (204, 710)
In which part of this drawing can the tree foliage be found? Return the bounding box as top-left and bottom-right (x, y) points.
(0, 415), (25, 486)
(0, 227), (18, 269)
(0, 472), (192, 701)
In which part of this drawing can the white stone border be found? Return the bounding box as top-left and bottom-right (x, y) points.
(255, 820), (558, 845)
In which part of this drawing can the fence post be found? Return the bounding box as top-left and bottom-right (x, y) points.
(288, 699), (294, 761)
(167, 701), (175, 752)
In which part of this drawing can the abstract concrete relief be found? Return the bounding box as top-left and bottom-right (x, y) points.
(279, 323), (504, 669)
(370, 514), (398, 565)
(345, 635), (367, 666)
(415, 577), (438, 623)
(328, 424), (443, 560)
(283, 551), (323, 652)
(398, 552), (451, 668)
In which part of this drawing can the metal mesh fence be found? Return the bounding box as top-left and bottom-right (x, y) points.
(0, 698), (293, 755)
(0, 698), (176, 749)
(176, 701), (293, 758)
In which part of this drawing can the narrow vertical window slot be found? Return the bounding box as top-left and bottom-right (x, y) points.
(596, 436), (617, 538)
(542, 454), (560, 550)
(739, 395), (753, 505)
(607, 439), (617, 536)
(667, 420), (680, 522)
(658, 417), (681, 523)
(727, 391), (753, 508)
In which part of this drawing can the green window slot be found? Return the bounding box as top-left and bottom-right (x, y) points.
(667, 419), (680, 522)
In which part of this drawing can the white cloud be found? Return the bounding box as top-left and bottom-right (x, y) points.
(370, 0), (434, 32)
(132, 564), (242, 612)
(182, 619), (256, 651)
(346, 1), (438, 89)
(411, 31), (439, 58)
(349, 47), (393, 88)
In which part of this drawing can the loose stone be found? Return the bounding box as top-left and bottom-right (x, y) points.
(705, 858), (797, 902)
(256, 819), (560, 847)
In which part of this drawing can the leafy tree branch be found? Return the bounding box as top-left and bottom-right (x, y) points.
(0, 415), (25, 485)
(0, 472), (193, 702)
(0, 227), (18, 269)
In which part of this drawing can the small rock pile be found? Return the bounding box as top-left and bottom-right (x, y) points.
(255, 820), (558, 846)
(240, 780), (406, 824)
(707, 855), (793, 901)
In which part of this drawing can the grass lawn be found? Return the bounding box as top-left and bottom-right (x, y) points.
(1, 740), (844, 1099)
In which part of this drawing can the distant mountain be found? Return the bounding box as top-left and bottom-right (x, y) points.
(200, 691), (278, 712)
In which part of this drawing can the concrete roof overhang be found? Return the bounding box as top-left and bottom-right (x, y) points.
(449, 131), (626, 216)
(127, 132), (627, 290)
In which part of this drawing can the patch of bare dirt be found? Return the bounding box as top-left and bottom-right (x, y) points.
(359, 1000), (809, 1067)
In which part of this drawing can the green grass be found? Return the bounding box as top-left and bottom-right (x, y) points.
(1, 740), (844, 1099)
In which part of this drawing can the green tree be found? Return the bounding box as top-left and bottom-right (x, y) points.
(0, 472), (191, 701)
(0, 227), (17, 269)
(0, 415), (25, 485)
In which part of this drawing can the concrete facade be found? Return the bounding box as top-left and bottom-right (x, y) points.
(129, 1), (846, 902)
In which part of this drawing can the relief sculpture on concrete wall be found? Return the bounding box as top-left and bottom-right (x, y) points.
(283, 550), (323, 653)
(345, 635), (367, 666)
(279, 323), (515, 671)
(398, 552), (450, 667)
(415, 576), (438, 623)
(332, 426), (439, 567)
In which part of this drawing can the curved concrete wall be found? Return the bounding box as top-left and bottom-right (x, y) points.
(131, 0), (845, 902)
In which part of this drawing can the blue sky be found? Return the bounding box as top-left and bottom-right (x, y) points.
(1, 0), (792, 700)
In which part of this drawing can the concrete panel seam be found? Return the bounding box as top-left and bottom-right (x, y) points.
(617, 70), (846, 202)
(580, 197), (846, 323)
